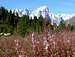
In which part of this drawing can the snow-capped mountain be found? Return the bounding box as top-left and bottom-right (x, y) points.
(60, 13), (75, 20)
(10, 6), (75, 26)
(11, 8), (29, 17)
(29, 6), (49, 19)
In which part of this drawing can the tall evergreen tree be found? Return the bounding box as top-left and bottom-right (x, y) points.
(18, 15), (30, 37)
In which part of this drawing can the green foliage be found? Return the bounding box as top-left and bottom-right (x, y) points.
(0, 6), (44, 37)
(32, 16), (44, 33)
(68, 24), (75, 31)
(59, 22), (65, 30)
(18, 15), (30, 37)
(37, 15), (44, 33)
(18, 15), (44, 37)
(48, 23), (53, 30)
(0, 6), (19, 34)
(53, 22), (65, 32)
(0, 6), (66, 37)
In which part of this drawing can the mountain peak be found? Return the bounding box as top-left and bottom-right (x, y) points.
(37, 5), (48, 10)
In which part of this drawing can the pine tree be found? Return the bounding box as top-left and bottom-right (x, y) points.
(37, 15), (44, 33)
(18, 15), (30, 37)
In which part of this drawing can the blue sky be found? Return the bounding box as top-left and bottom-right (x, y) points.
(0, 0), (75, 13)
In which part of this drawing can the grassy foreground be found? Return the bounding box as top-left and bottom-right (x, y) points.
(0, 29), (75, 57)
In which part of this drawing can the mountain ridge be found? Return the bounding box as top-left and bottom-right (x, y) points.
(8, 6), (75, 25)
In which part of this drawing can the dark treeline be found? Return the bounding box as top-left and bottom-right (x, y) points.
(0, 7), (65, 37)
(0, 7), (19, 33)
